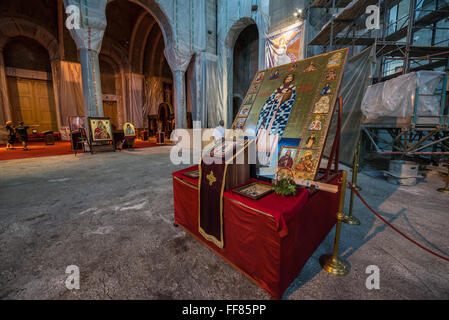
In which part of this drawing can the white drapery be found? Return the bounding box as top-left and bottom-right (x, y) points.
(143, 76), (164, 118)
(127, 73), (144, 128)
(59, 61), (85, 124)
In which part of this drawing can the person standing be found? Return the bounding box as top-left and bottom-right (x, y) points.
(5, 121), (16, 150)
(212, 120), (225, 143)
(15, 121), (30, 151)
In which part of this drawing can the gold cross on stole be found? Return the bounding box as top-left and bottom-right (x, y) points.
(206, 170), (216, 186)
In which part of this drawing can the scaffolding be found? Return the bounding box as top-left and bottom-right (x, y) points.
(307, 0), (449, 162)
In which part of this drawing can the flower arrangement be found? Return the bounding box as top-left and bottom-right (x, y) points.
(273, 168), (297, 196)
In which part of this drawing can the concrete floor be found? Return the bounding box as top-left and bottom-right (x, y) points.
(0, 147), (448, 299)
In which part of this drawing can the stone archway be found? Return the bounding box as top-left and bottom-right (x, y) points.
(99, 39), (131, 130)
(127, 0), (174, 49)
(0, 18), (60, 60)
(232, 24), (259, 120)
(0, 17), (61, 129)
(224, 18), (260, 126)
(107, 0), (176, 72)
(105, 0), (186, 128)
(157, 102), (174, 136)
(130, 0), (189, 129)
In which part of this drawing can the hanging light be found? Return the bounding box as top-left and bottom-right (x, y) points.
(293, 8), (303, 19)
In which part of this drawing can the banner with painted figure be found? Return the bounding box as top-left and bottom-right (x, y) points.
(232, 48), (349, 181)
(265, 23), (304, 68)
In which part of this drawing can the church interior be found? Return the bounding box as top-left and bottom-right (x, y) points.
(0, 0), (449, 302)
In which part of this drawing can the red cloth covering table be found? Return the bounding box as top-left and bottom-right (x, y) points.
(173, 166), (341, 299)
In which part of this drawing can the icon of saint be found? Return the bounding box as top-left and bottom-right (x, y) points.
(273, 37), (292, 67)
(304, 62), (317, 73)
(256, 73), (297, 164)
(326, 52), (343, 68)
(289, 64), (298, 72)
(324, 71), (337, 81)
(255, 72), (265, 83)
(278, 149), (294, 169)
(305, 134), (316, 149)
(295, 151), (314, 172)
(94, 121), (111, 140)
(125, 123), (135, 136)
(321, 83), (332, 95)
(313, 96), (330, 114)
(239, 106), (251, 117)
(308, 115), (322, 131)
(269, 70), (281, 80)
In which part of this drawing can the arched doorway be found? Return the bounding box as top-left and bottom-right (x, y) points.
(99, 56), (120, 130)
(103, 0), (173, 130)
(4, 36), (57, 132)
(157, 102), (174, 137)
(233, 96), (243, 121)
(232, 24), (259, 120)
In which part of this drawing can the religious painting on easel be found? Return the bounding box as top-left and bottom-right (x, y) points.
(89, 118), (113, 142)
(68, 116), (88, 152)
(231, 48), (348, 181)
(69, 116), (87, 132)
(123, 122), (136, 138)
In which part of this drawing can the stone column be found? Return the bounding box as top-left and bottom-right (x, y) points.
(50, 59), (63, 132)
(0, 49), (12, 123)
(79, 48), (104, 117)
(164, 45), (191, 129)
(63, 0), (107, 117)
(172, 69), (187, 129)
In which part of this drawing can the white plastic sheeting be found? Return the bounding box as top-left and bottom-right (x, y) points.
(164, 44), (192, 74)
(79, 48), (104, 116)
(324, 45), (376, 165)
(191, 0), (207, 52)
(217, 0), (270, 127)
(164, 45), (191, 128)
(361, 71), (444, 120)
(186, 57), (197, 121)
(417, 70), (445, 116)
(64, 0), (107, 52)
(200, 53), (221, 127)
(59, 61), (85, 124)
(0, 52), (11, 125)
(143, 77), (164, 119)
(184, 52), (225, 129)
(127, 73), (144, 128)
(64, 0), (107, 117)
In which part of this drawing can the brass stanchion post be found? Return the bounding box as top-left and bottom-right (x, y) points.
(343, 139), (361, 225)
(437, 163), (449, 194)
(320, 170), (350, 276)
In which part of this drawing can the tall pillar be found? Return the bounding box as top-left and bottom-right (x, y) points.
(164, 45), (191, 129)
(63, 0), (107, 117)
(173, 69), (187, 129)
(50, 59), (63, 130)
(79, 48), (104, 117)
(0, 49), (12, 123)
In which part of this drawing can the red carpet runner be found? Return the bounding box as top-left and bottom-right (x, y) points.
(0, 140), (160, 161)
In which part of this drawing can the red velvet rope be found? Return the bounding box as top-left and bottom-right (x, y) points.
(348, 182), (449, 263)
